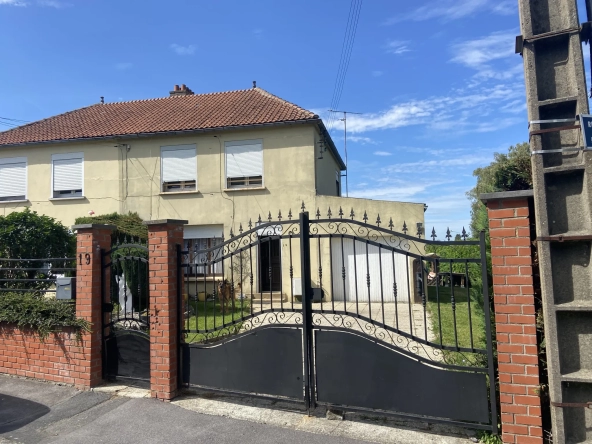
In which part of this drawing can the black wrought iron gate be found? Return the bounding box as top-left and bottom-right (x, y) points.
(102, 241), (150, 383)
(180, 208), (498, 433)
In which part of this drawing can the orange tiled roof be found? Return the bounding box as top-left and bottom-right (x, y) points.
(0, 87), (319, 146)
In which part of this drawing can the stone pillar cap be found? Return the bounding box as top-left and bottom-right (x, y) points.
(480, 189), (533, 204)
(143, 219), (188, 226)
(72, 224), (117, 231)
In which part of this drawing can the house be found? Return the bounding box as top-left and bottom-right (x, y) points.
(0, 84), (426, 301)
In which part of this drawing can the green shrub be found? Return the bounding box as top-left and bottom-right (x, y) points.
(74, 212), (147, 242)
(0, 293), (91, 341)
(0, 208), (76, 293)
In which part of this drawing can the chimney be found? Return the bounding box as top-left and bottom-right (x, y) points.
(169, 84), (194, 97)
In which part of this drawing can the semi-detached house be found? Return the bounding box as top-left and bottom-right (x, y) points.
(0, 84), (425, 300)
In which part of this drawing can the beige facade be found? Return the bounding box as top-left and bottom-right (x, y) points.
(0, 123), (425, 301)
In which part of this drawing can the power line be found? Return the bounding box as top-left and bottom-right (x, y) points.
(0, 117), (30, 123)
(326, 0), (363, 133)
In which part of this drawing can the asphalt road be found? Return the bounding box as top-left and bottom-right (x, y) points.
(0, 376), (366, 444)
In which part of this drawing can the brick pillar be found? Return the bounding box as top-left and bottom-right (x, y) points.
(72, 223), (115, 389)
(484, 193), (543, 444)
(144, 219), (186, 400)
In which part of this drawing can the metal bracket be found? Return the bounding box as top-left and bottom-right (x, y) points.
(537, 234), (592, 242)
(551, 401), (592, 409)
(529, 118), (578, 126)
(531, 147), (591, 155)
(529, 124), (580, 137)
(515, 35), (524, 55)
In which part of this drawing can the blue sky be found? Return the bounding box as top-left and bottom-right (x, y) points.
(1, 0), (590, 238)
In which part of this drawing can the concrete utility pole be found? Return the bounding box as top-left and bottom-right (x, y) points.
(517, 0), (592, 442)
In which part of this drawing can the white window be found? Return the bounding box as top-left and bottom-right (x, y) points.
(51, 153), (83, 198)
(161, 145), (197, 192)
(225, 140), (263, 188)
(0, 157), (27, 202)
(183, 225), (224, 275)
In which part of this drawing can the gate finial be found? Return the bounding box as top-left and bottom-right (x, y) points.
(350, 208), (355, 220)
(339, 206), (344, 218)
(288, 209), (292, 220)
(402, 221), (408, 234)
(376, 214), (381, 227)
(268, 211), (272, 222)
(446, 227), (451, 241)
(316, 208), (321, 219)
(362, 211), (368, 223)
(327, 207), (332, 218)
(388, 217), (394, 230)
(278, 210), (282, 221)
(301, 201), (306, 212)
(461, 227), (468, 241)
(431, 227), (437, 241)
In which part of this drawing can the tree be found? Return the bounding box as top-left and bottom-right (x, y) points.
(0, 208), (76, 292)
(467, 142), (532, 236)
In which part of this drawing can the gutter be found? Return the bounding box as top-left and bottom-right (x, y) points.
(0, 118), (347, 170)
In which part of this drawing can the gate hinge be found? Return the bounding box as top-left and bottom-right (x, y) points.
(103, 302), (114, 313)
(551, 401), (592, 409)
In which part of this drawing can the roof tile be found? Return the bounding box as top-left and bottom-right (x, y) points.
(0, 88), (318, 146)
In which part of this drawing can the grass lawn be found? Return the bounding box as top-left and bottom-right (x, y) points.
(426, 285), (486, 353)
(183, 299), (251, 343)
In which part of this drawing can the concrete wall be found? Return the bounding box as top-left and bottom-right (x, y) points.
(314, 127), (342, 196)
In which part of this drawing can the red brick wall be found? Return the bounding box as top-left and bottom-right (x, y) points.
(0, 224), (112, 389)
(146, 221), (184, 400)
(0, 325), (91, 389)
(487, 197), (543, 444)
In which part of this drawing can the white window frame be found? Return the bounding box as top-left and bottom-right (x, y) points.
(225, 139), (264, 189)
(182, 225), (224, 276)
(161, 144), (197, 193)
(51, 152), (84, 199)
(0, 156), (27, 202)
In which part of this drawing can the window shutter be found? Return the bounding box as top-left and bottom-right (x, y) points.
(53, 157), (83, 191)
(226, 141), (263, 179)
(161, 146), (196, 183)
(0, 158), (26, 198)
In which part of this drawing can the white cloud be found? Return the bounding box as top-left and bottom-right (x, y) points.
(385, 40), (410, 55)
(373, 151), (392, 156)
(170, 44), (196, 56)
(0, 0), (27, 6)
(384, 0), (516, 23)
(344, 83), (523, 134)
(372, 70), (383, 77)
(449, 30), (523, 86)
(115, 62), (132, 70)
(38, 0), (70, 7)
(450, 31), (516, 70)
(349, 136), (377, 145)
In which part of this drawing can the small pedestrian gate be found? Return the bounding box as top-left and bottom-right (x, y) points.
(102, 240), (150, 384)
(180, 209), (498, 433)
